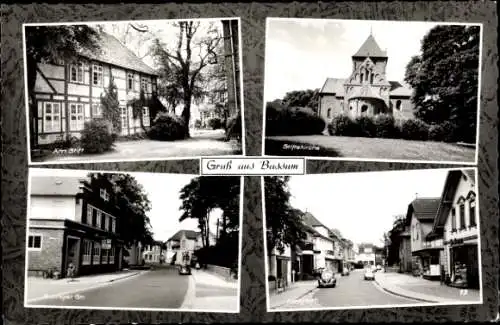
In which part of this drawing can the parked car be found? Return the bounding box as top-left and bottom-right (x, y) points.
(364, 268), (375, 280)
(178, 264), (191, 275)
(312, 267), (325, 278)
(371, 265), (377, 272)
(318, 269), (337, 288)
(342, 268), (350, 276)
(376, 264), (382, 271)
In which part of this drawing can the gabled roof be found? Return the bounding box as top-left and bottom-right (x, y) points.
(30, 176), (85, 196)
(405, 197), (441, 226)
(353, 34), (387, 58)
(427, 170), (475, 240)
(80, 31), (158, 76)
(302, 212), (323, 227)
(167, 230), (200, 242)
(319, 78), (412, 98)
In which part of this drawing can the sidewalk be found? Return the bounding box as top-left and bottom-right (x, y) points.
(374, 271), (481, 303)
(26, 269), (147, 303)
(191, 269), (238, 289)
(268, 280), (317, 309)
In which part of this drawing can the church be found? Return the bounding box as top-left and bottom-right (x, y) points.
(317, 33), (415, 121)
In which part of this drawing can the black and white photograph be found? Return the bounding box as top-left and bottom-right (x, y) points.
(264, 168), (482, 311)
(25, 168), (242, 312)
(24, 18), (244, 164)
(262, 18), (482, 164)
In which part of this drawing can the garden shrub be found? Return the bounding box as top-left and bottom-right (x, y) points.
(80, 118), (115, 154)
(374, 114), (398, 138)
(147, 112), (187, 141)
(428, 121), (458, 143)
(328, 114), (359, 137)
(208, 117), (223, 130)
(266, 102), (325, 136)
(400, 118), (430, 141)
(194, 119), (202, 129)
(355, 115), (376, 137)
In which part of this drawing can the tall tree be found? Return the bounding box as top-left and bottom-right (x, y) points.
(100, 77), (121, 134)
(95, 173), (154, 247)
(264, 176), (308, 256)
(25, 25), (102, 147)
(404, 25), (480, 143)
(150, 21), (222, 136)
(179, 176), (240, 248)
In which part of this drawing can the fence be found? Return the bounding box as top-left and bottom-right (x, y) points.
(206, 264), (238, 281)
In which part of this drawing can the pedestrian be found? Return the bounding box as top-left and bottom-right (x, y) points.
(67, 262), (76, 282)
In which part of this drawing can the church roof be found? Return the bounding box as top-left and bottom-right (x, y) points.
(349, 86), (383, 100)
(319, 78), (412, 98)
(353, 34), (387, 58)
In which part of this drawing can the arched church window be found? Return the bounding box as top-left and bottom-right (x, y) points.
(370, 73), (374, 84)
(327, 108), (332, 118)
(396, 100), (402, 110)
(360, 73), (364, 83)
(361, 105), (368, 113)
(349, 106), (353, 111)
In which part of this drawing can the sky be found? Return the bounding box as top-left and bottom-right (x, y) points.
(30, 168), (232, 242)
(264, 18), (451, 102)
(286, 168), (451, 247)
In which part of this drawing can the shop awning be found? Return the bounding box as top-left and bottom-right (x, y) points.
(412, 247), (443, 256)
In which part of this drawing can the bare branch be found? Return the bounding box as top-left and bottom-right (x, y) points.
(129, 23), (149, 33)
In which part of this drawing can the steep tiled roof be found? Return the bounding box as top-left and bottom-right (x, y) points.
(167, 230), (200, 242)
(302, 212), (323, 227)
(319, 78), (412, 97)
(406, 198), (441, 225)
(80, 31), (158, 76)
(353, 34), (387, 58)
(30, 176), (85, 196)
(464, 169), (476, 184)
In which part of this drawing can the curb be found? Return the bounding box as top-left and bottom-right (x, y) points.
(373, 279), (437, 303)
(180, 274), (196, 309)
(272, 284), (318, 309)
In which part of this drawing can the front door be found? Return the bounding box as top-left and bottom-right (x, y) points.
(65, 236), (81, 276)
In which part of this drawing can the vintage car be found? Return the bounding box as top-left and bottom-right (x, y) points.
(318, 269), (337, 288)
(179, 264), (192, 275)
(364, 268), (375, 280)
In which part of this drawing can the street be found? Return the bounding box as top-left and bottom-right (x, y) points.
(272, 269), (421, 310)
(27, 265), (238, 310)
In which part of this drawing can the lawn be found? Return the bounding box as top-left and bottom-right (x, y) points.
(265, 135), (476, 163)
(32, 129), (242, 163)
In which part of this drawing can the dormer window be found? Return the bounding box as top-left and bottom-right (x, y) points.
(100, 188), (109, 201)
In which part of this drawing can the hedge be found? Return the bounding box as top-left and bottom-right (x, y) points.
(374, 114), (398, 138)
(400, 118), (430, 141)
(428, 121), (458, 143)
(328, 114), (359, 136)
(147, 112), (187, 141)
(208, 117), (223, 130)
(80, 118), (115, 154)
(266, 101), (325, 136)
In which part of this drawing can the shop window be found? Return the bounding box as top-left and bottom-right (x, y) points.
(82, 240), (92, 265)
(93, 242), (101, 265)
(28, 235), (42, 250)
(92, 64), (103, 86)
(43, 102), (62, 133)
(70, 62), (84, 83)
(102, 248), (109, 264)
(109, 247), (115, 264)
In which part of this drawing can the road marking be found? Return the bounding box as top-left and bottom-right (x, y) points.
(179, 274), (196, 309)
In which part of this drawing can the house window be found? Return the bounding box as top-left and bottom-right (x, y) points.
(85, 205), (93, 224)
(459, 199), (466, 230)
(92, 209), (97, 227)
(109, 247), (115, 264)
(43, 102), (61, 133)
(93, 241), (101, 264)
(120, 106), (128, 132)
(100, 188), (109, 201)
(70, 62), (84, 83)
(105, 215), (110, 232)
(451, 207), (457, 231)
(82, 240), (92, 265)
(96, 210), (102, 228)
(28, 235), (42, 250)
(100, 212), (106, 230)
(92, 103), (102, 117)
(127, 73), (134, 91)
(111, 218), (115, 232)
(92, 64), (103, 86)
(102, 248), (109, 264)
(396, 100), (402, 110)
(469, 194), (477, 227)
(142, 107), (149, 125)
(141, 78), (148, 92)
(69, 103), (84, 131)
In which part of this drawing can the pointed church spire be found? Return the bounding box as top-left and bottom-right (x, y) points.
(353, 32), (387, 58)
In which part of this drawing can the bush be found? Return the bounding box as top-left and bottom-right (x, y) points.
(194, 119), (202, 129)
(355, 115), (376, 137)
(428, 121), (458, 142)
(80, 118), (115, 154)
(266, 102), (325, 136)
(328, 114), (359, 137)
(374, 114), (398, 138)
(208, 117), (223, 130)
(147, 113), (187, 141)
(400, 118), (430, 141)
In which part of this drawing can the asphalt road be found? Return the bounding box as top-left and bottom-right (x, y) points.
(29, 266), (190, 309)
(312, 269), (421, 307)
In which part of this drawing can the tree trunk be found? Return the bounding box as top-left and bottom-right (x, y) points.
(205, 212), (210, 247)
(181, 100), (191, 138)
(27, 57), (38, 149)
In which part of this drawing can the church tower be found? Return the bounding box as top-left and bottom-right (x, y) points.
(343, 33), (392, 117)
